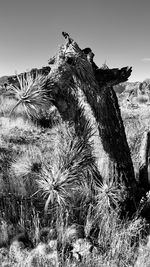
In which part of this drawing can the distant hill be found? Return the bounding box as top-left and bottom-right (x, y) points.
(0, 66), (51, 87)
(114, 79), (150, 95)
(0, 76), (10, 86)
(113, 81), (140, 94)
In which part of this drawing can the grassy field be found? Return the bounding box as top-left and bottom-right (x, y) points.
(0, 76), (150, 266)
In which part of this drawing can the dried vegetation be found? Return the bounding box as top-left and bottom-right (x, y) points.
(0, 34), (150, 266)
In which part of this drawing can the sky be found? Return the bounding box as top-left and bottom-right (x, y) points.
(0, 0), (150, 82)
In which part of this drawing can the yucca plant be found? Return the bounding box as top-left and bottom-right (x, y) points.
(9, 72), (52, 120)
(36, 131), (97, 219)
(36, 155), (89, 215)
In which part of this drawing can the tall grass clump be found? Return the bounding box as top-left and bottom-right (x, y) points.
(9, 145), (43, 197)
(83, 182), (146, 267)
(0, 96), (17, 117)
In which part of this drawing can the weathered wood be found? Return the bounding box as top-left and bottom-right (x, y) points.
(44, 32), (140, 215)
(139, 131), (150, 190)
(95, 66), (132, 87)
(81, 46), (132, 87)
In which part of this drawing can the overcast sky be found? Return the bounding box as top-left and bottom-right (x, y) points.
(0, 0), (149, 81)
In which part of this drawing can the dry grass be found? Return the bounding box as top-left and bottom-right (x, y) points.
(0, 96), (17, 117)
(0, 72), (150, 266)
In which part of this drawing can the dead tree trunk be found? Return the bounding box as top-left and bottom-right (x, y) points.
(44, 32), (141, 215)
(139, 131), (150, 190)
